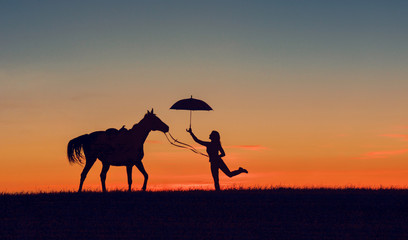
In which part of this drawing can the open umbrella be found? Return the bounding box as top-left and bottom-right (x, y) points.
(170, 96), (213, 128)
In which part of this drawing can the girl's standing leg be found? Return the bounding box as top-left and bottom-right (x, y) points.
(210, 163), (220, 191)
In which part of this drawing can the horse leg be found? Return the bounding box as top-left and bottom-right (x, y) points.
(100, 163), (110, 192)
(78, 157), (96, 192)
(126, 165), (133, 192)
(135, 161), (148, 191)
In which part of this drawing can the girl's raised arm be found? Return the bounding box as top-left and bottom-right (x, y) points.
(187, 128), (209, 146)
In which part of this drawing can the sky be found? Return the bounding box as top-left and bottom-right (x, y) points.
(1, 1), (408, 192)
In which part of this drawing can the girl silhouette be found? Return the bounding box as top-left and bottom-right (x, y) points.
(187, 128), (248, 191)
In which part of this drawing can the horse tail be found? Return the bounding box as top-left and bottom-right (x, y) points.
(67, 134), (89, 165)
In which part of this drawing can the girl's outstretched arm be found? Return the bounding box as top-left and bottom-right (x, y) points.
(187, 128), (209, 146)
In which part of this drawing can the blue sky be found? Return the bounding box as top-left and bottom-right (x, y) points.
(2, 1), (407, 70)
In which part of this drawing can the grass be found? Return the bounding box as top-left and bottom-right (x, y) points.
(1, 188), (408, 239)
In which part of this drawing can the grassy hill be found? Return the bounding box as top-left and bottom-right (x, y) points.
(1, 188), (408, 239)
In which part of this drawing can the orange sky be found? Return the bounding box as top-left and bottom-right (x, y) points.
(1, 2), (408, 192)
(1, 98), (408, 193)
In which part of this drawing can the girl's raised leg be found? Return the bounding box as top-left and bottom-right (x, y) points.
(218, 159), (247, 177)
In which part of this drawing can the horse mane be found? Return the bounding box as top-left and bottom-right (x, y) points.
(131, 113), (149, 130)
(130, 111), (163, 134)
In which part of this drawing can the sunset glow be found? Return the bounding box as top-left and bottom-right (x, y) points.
(1, 1), (408, 192)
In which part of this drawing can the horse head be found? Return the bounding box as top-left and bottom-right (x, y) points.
(144, 109), (169, 133)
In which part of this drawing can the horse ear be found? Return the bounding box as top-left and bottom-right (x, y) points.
(151, 108), (154, 114)
(147, 110), (150, 114)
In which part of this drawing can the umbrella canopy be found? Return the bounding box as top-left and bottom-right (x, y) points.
(170, 96), (213, 128)
(170, 96), (213, 111)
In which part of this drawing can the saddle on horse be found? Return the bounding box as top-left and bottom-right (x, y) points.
(101, 125), (130, 155)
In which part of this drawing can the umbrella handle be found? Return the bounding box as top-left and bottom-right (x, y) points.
(190, 110), (192, 129)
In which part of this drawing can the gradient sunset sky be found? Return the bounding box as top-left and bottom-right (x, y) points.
(1, 1), (408, 192)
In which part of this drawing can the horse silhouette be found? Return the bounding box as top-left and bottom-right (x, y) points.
(67, 109), (169, 192)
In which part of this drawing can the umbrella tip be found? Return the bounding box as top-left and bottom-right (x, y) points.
(191, 95), (193, 98)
